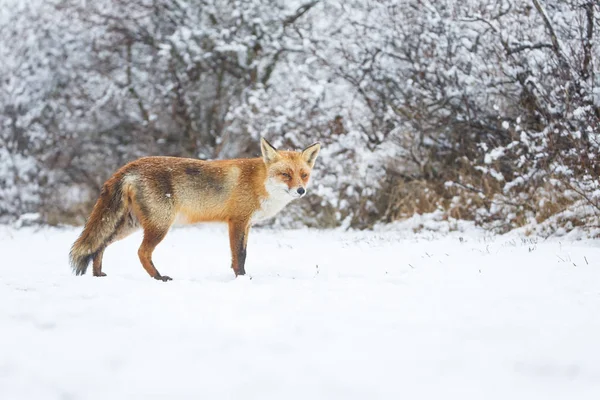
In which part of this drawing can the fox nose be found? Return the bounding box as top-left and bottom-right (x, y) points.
(297, 187), (306, 195)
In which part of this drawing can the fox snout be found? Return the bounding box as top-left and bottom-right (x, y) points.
(289, 186), (306, 198)
(291, 186), (306, 198)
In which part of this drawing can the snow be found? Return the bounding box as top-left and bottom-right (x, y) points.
(2, 223), (600, 399)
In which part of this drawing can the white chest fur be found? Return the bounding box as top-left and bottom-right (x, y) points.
(251, 179), (294, 223)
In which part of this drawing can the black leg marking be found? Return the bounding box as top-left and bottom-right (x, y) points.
(237, 238), (247, 276)
(229, 221), (249, 277)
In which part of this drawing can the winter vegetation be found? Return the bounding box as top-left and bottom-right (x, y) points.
(1, 0), (599, 236)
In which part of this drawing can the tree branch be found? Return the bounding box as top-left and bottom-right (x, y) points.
(581, 1), (594, 80)
(284, 1), (319, 27)
(531, 0), (571, 74)
(126, 40), (149, 123)
(506, 42), (553, 55)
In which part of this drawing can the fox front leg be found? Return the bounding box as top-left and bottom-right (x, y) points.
(228, 220), (250, 276)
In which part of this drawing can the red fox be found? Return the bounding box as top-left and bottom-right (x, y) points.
(69, 138), (321, 281)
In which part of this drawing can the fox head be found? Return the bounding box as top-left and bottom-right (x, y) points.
(260, 137), (321, 199)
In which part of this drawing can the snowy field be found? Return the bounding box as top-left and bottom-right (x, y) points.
(1, 220), (600, 399)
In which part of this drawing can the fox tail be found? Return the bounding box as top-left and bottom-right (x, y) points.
(69, 175), (129, 275)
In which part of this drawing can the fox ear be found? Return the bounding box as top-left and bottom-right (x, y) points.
(301, 142), (321, 168)
(260, 137), (280, 164)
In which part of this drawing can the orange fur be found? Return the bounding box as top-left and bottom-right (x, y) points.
(69, 138), (321, 280)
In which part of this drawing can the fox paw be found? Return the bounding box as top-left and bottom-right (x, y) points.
(154, 275), (172, 282)
(93, 272), (107, 277)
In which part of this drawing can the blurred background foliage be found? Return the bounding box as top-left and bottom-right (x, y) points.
(1, 0), (599, 235)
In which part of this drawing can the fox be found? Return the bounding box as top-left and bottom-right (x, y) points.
(69, 137), (321, 281)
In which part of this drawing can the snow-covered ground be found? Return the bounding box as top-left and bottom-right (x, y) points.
(1, 221), (600, 399)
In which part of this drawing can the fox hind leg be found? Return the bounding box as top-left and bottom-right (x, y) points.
(92, 212), (140, 277)
(138, 226), (172, 281)
(92, 248), (106, 277)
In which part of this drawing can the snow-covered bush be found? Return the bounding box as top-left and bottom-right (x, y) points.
(1, 0), (598, 235)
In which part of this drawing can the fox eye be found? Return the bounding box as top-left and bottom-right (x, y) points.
(301, 173), (308, 179)
(281, 172), (291, 179)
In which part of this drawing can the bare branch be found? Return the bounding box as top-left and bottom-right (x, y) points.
(506, 42), (553, 55)
(284, 1), (319, 27)
(531, 0), (571, 74)
(581, 2), (594, 80)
